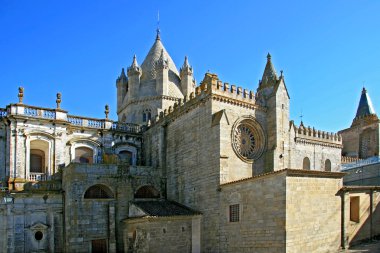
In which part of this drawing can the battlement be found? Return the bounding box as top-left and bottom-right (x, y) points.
(199, 73), (256, 103)
(148, 73), (259, 127)
(293, 121), (342, 145)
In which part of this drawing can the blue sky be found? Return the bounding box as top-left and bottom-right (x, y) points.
(1, 0), (379, 132)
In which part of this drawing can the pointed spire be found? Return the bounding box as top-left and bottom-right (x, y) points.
(127, 54), (141, 75)
(355, 87), (376, 119)
(260, 52), (278, 87)
(180, 56), (193, 76)
(183, 56), (190, 68)
(156, 49), (168, 68)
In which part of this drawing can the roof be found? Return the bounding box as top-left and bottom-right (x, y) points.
(260, 53), (278, 87)
(220, 168), (345, 187)
(130, 199), (201, 217)
(140, 37), (180, 81)
(355, 87), (376, 119)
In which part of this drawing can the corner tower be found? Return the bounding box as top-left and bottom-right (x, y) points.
(117, 31), (189, 125)
(256, 53), (290, 172)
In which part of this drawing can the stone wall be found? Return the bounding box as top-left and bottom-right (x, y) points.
(220, 171), (287, 253)
(0, 192), (63, 253)
(124, 216), (199, 253)
(286, 175), (342, 253)
(345, 192), (380, 245)
(220, 170), (343, 253)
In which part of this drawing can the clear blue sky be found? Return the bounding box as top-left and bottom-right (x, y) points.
(1, 0), (379, 132)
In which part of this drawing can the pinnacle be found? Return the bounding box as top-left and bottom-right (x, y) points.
(267, 53), (271, 60)
(182, 56), (190, 68)
(355, 87), (376, 119)
(131, 54), (139, 68)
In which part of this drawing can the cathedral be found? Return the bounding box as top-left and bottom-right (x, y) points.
(0, 31), (379, 253)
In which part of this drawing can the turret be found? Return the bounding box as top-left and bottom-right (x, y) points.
(155, 49), (169, 95)
(127, 55), (142, 100)
(257, 53), (290, 172)
(180, 56), (195, 97)
(116, 68), (128, 110)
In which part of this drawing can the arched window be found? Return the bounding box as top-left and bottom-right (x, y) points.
(325, 159), (331, 172)
(84, 185), (114, 199)
(75, 147), (94, 164)
(118, 150), (133, 165)
(29, 139), (49, 176)
(142, 109), (152, 122)
(134, 185), (160, 199)
(303, 157), (310, 170)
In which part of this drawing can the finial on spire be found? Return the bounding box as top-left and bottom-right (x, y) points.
(156, 10), (161, 40)
(300, 110), (304, 125)
(267, 53), (271, 60)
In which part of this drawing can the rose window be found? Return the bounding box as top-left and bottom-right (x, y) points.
(232, 118), (266, 163)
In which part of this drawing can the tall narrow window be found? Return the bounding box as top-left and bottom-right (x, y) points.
(325, 159), (331, 171)
(229, 204), (240, 222)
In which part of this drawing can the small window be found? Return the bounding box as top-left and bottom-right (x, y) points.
(350, 196), (360, 223)
(143, 113), (147, 122)
(35, 231), (43, 241)
(229, 204), (240, 222)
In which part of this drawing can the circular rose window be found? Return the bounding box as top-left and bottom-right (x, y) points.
(232, 117), (266, 163)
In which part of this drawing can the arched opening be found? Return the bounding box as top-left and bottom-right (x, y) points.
(134, 185), (160, 199)
(30, 149), (45, 173)
(118, 150), (133, 165)
(142, 109), (152, 123)
(303, 157), (311, 170)
(325, 159), (331, 172)
(84, 184), (114, 199)
(29, 140), (49, 181)
(75, 147), (94, 164)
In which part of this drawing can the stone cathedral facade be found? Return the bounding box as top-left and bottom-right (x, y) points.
(1, 32), (378, 253)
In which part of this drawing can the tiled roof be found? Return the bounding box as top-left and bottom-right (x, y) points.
(130, 199), (201, 217)
(355, 87), (376, 118)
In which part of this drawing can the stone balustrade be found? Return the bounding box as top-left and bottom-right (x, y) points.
(0, 108), (7, 118)
(3, 103), (141, 133)
(29, 172), (47, 182)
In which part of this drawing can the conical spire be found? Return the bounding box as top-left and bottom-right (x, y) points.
(140, 34), (179, 81)
(183, 56), (190, 68)
(127, 54), (141, 75)
(355, 87), (376, 118)
(117, 68), (127, 82)
(260, 53), (278, 87)
(180, 56), (193, 75)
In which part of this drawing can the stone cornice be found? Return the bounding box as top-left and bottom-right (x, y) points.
(295, 137), (342, 148)
(118, 95), (181, 114)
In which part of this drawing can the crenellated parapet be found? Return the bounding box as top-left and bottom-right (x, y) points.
(292, 121), (342, 147)
(147, 72), (264, 128)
